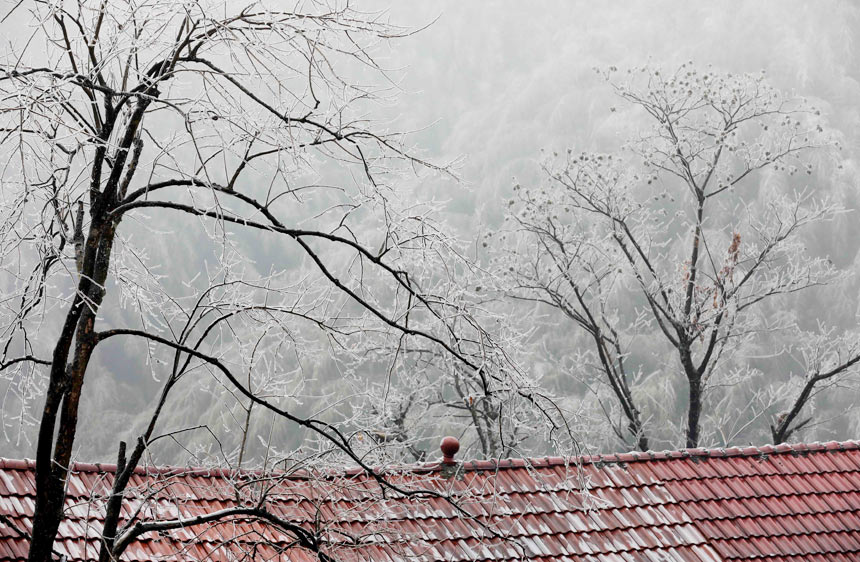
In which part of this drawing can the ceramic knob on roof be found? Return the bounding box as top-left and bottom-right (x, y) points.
(440, 436), (460, 464)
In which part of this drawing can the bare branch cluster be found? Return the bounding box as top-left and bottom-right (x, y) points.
(493, 63), (858, 451)
(0, 1), (574, 560)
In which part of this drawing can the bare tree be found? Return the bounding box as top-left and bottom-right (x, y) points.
(496, 63), (859, 451)
(0, 1), (567, 560)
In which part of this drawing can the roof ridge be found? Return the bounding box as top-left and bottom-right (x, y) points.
(456, 439), (860, 471)
(1, 440), (858, 476)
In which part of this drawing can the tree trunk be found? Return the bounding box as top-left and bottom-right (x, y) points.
(635, 431), (649, 452)
(685, 374), (702, 448)
(28, 217), (119, 561)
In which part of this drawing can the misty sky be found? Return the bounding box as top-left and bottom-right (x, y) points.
(373, 1), (859, 239)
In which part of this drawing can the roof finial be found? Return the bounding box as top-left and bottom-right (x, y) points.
(440, 436), (460, 465)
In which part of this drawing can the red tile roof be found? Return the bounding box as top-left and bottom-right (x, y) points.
(1, 441), (859, 561)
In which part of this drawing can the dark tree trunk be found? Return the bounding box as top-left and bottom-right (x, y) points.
(678, 342), (703, 449)
(635, 430), (649, 452)
(27, 89), (149, 560)
(685, 374), (702, 449)
(28, 228), (113, 561)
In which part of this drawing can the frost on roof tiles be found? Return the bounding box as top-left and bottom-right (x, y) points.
(1, 440), (859, 561)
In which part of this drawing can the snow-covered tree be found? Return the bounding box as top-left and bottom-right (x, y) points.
(496, 63), (859, 451)
(0, 2), (565, 559)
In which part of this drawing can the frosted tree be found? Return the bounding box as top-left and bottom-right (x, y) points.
(496, 63), (859, 451)
(0, 2), (565, 560)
